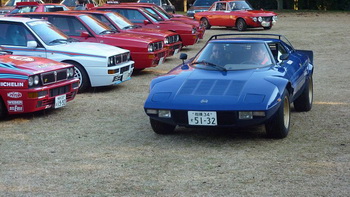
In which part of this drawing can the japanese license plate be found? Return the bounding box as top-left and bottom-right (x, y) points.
(188, 111), (217, 126)
(158, 57), (165, 65)
(54, 94), (66, 109)
(122, 71), (130, 81)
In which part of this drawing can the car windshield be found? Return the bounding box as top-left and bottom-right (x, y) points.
(229, 1), (253, 10)
(193, 0), (217, 7)
(27, 20), (73, 45)
(191, 42), (273, 71)
(105, 12), (134, 29)
(9, 6), (38, 14)
(152, 6), (171, 19)
(139, 0), (160, 4)
(79, 15), (114, 35)
(142, 9), (159, 22)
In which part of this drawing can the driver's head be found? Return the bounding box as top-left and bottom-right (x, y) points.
(252, 44), (267, 61)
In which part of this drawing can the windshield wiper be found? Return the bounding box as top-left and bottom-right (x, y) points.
(49, 39), (69, 44)
(99, 30), (116, 35)
(192, 61), (227, 71)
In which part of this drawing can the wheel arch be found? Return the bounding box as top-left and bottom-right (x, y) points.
(61, 60), (91, 84)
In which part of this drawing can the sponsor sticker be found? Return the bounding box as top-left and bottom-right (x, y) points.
(7, 92), (22, 98)
(9, 56), (35, 62)
(0, 82), (24, 87)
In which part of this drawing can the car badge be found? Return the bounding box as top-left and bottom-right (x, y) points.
(200, 99), (208, 104)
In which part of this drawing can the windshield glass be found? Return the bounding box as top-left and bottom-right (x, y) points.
(27, 20), (71, 45)
(106, 12), (134, 29)
(142, 9), (159, 22)
(139, 0), (160, 4)
(79, 15), (112, 34)
(229, 1), (253, 10)
(144, 7), (164, 21)
(152, 6), (171, 19)
(193, 0), (217, 7)
(192, 42), (273, 71)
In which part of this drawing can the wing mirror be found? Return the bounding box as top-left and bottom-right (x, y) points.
(280, 53), (289, 61)
(180, 53), (188, 69)
(80, 32), (90, 38)
(27, 41), (37, 48)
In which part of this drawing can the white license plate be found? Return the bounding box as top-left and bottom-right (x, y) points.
(54, 94), (66, 109)
(121, 71), (130, 81)
(158, 57), (165, 65)
(174, 48), (180, 54)
(188, 111), (217, 126)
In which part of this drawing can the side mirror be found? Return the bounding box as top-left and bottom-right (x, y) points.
(280, 53), (289, 61)
(180, 53), (187, 65)
(143, 20), (151, 25)
(80, 31), (90, 38)
(27, 41), (37, 48)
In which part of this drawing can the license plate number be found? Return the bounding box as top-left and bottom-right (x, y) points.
(122, 71), (130, 81)
(188, 111), (217, 126)
(55, 94), (66, 109)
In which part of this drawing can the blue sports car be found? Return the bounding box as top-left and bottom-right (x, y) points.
(144, 34), (314, 138)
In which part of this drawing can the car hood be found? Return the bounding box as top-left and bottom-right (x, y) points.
(146, 66), (284, 111)
(47, 41), (129, 57)
(0, 54), (71, 75)
(100, 32), (161, 44)
(236, 10), (277, 17)
(126, 28), (176, 38)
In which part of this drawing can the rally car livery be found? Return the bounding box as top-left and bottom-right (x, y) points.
(0, 50), (79, 118)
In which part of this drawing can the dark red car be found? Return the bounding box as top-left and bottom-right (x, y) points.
(91, 6), (200, 47)
(66, 10), (183, 57)
(116, 2), (206, 39)
(15, 12), (168, 70)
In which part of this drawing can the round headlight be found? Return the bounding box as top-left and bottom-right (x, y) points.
(34, 75), (39, 85)
(258, 16), (263, 22)
(164, 37), (169, 44)
(252, 17), (257, 22)
(28, 76), (34, 86)
(68, 68), (74, 77)
(148, 44), (154, 52)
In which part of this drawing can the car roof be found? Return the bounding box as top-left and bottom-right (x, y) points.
(18, 11), (87, 16)
(0, 16), (42, 22)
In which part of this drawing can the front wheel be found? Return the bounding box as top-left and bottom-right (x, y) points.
(294, 76), (313, 112)
(236, 18), (247, 31)
(150, 118), (176, 134)
(265, 90), (291, 139)
(200, 18), (211, 29)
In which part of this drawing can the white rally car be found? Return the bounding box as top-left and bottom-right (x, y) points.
(0, 17), (134, 92)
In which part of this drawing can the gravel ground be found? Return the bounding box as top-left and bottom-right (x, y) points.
(0, 11), (349, 196)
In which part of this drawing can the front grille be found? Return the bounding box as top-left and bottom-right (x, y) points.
(170, 44), (181, 50)
(156, 51), (166, 58)
(152, 41), (163, 51)
(108, 52), (130, 67)
(167, 35), (179, 44)
(50, 85), (70, 97)
(172, 110), (238, 125)
(41, 69), (68, 85)
(262, 17), (272, 22)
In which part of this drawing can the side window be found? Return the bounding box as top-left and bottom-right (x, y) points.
(268, 43), (288, 63)
(70, 17), (89, 36)
(0, 23), (28, 46)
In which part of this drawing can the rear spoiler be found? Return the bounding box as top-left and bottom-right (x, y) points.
(16, 2), (40, 7)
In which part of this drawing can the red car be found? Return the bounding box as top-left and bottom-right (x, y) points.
(66, 10), (183, 57)
(91, 6), (200, 47)
(116, 2), (206, 39)
(6, 2), (69, 16)
(16, 12), (168, 70)
(194, 0), (277, 31)
(0, 50), (79, 118)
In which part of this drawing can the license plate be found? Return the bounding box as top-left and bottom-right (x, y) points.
(188, 111), (217, 126)
(54, 94), (66, 109)
(174, 48), (180, 54)
(121, 71), (130, 81)
(158, 57), (165, 65)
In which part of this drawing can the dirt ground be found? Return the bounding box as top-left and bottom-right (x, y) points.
(0, 12), (349, 196)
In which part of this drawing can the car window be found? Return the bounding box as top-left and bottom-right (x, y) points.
(12, 6), (38, 14)
(193, 42), (273, 70)
(115, 9), (148, 23)
(193, 0), (217, 7)
(92, 14), (117, 30)
(26, 20), (71, 45)
(268, 42), (288, 63)
(0, 22), (35, 46)
(106, 12), (133, 29)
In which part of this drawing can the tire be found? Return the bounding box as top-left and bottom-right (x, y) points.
(265, 90), (291, 139)
(0, 97), (7, 119)
(150, 118), (176, 134)
(294, 76), (313, 112)
(64, 61), (90, 93)
(200, 18), (211, 29)
(236, 18), (247, 31)
(263, 26), (272, 30)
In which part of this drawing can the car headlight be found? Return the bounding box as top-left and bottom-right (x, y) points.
(187, 10), (194, 14)
(148, 44), (154, 52)
(28, 75), (40, 87)
(191, 28), (196, 34)
(67, 67), (74, 77)
(273, 15), (278, 21)
(252, 17), (257, 22)
(34, 75), (39, 85)
(258, 16), (263, 22)
(164, 37), (169, 44)
(28, 76), (34, 86)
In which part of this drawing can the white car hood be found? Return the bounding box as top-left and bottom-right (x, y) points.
(46, 41), (129, 57)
